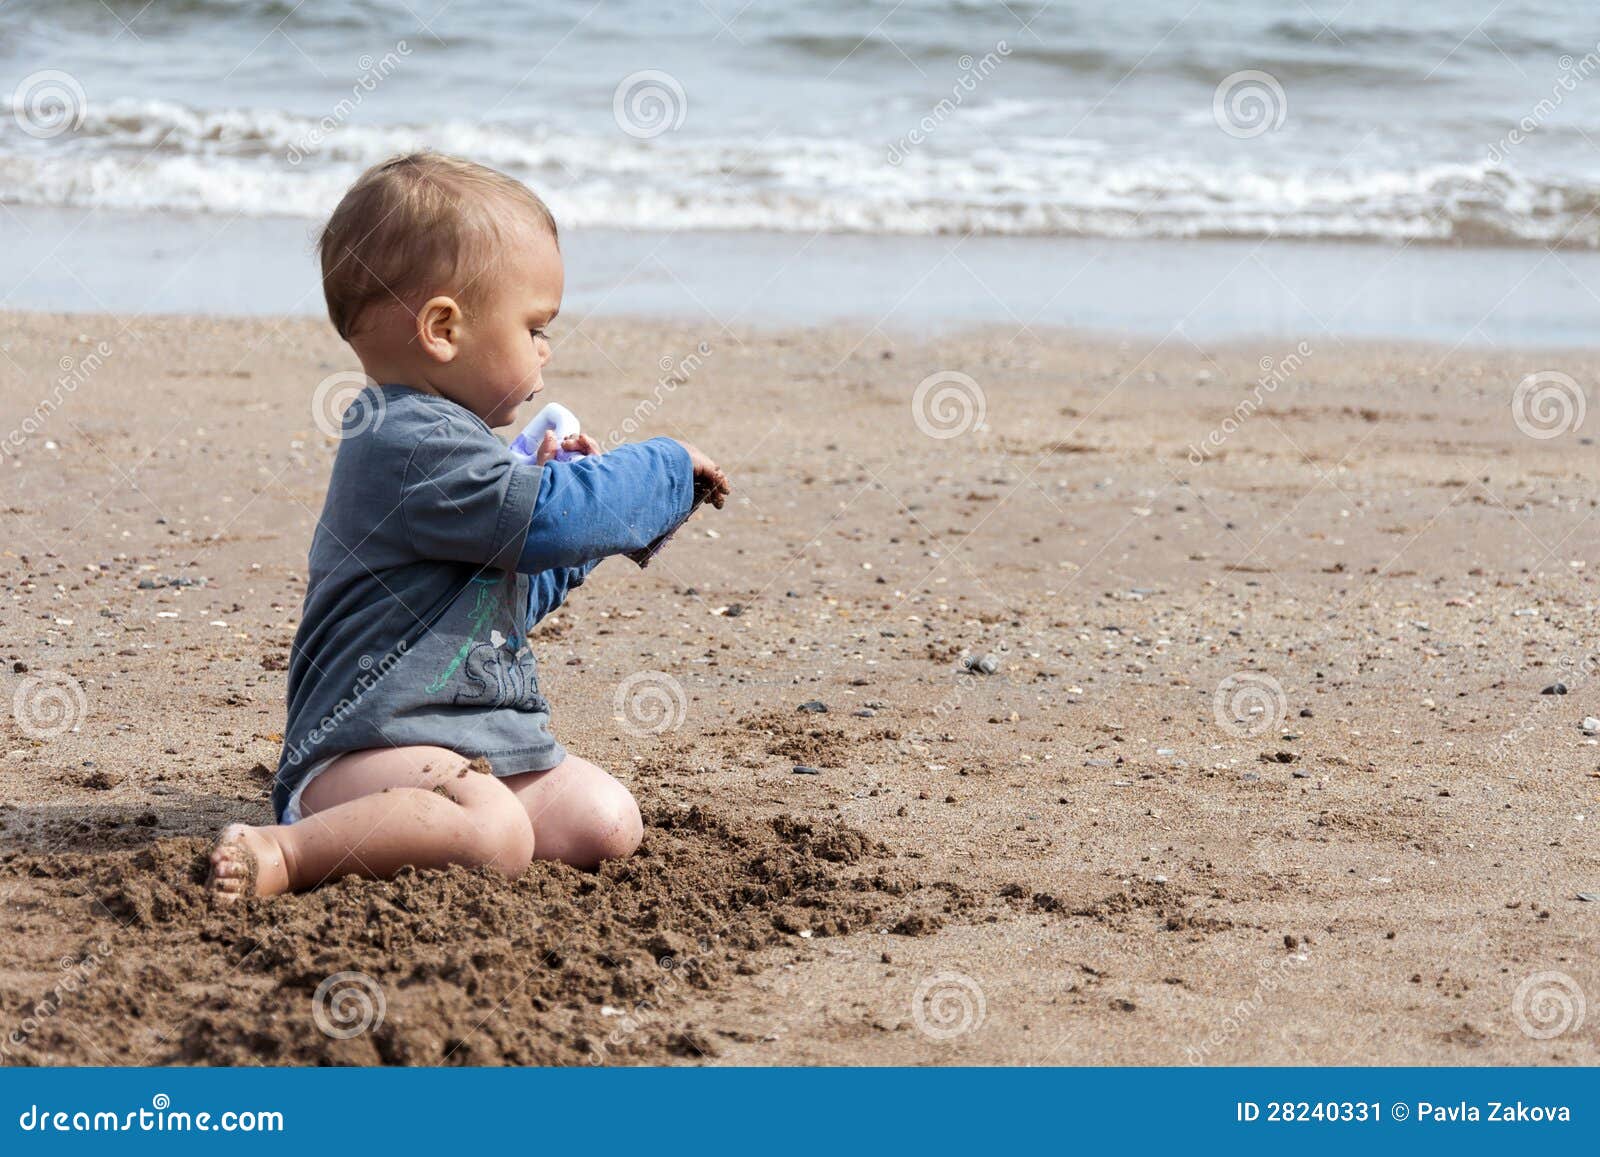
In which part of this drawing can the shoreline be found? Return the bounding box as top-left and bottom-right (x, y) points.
(6, 206), (1600, 346)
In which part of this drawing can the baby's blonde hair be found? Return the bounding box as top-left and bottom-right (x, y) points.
(318, 152), (558, 340)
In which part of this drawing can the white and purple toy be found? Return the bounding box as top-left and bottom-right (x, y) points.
(509, 402), (584, 463)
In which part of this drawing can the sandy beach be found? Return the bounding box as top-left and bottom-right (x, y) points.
(0, 309), (1596, 1065)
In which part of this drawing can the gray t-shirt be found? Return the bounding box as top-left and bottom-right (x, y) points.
(273, 384), (692, 820)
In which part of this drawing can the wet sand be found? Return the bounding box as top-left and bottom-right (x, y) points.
(0, 310), (1596, 1065)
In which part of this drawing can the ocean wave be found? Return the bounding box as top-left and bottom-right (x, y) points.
(1265, 17), (1572, 59)
(4, 99), (1598, 248)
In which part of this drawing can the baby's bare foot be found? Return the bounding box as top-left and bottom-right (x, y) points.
(207, 823), (290, 906)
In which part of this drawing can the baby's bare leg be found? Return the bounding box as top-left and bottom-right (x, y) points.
(207, 746), (535, 905)
(501, 754), (642, 869)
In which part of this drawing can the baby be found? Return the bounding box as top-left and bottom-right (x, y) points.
(208, 153), (728, 904)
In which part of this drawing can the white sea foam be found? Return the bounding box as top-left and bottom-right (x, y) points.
(3, 98), (1597, 247)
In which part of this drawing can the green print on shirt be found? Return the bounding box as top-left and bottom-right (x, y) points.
(426, 577), (500, 695)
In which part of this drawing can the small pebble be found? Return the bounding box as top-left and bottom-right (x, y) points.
(792, 764), (822, 775)
(797, 700), (828, 714)
(1542, 682), (1569, 695)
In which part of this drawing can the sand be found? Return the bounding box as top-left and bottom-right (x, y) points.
(0, 310), (1596, 1066)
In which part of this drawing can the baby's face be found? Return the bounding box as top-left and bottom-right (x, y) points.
(449, 223), (564, 429)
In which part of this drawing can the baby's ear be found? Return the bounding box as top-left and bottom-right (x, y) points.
(416, 296), (461, 362)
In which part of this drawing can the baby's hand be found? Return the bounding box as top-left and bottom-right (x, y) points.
(533, 430), (602, 464)
(678, 440), (730, 509)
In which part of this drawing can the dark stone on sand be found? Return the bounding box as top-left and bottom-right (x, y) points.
(852, 709), (875, 718)
(1542, 682), (1568, 695)
(797, 700), (828, 714)
(792, 764), (822, 775)
(963, 653), (1000, 674)
(1299, 708), (1314, 717)
(889, 911), (944, 937)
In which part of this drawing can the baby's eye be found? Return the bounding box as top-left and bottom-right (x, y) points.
(530, 328), (548, 340)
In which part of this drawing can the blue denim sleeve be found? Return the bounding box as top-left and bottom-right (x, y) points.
(515, 437), (695, 574)
(526, 560), (599, 626)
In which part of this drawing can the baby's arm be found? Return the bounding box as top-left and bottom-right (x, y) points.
(526, 560), (597, 626)
(515, 437), (700, 573)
